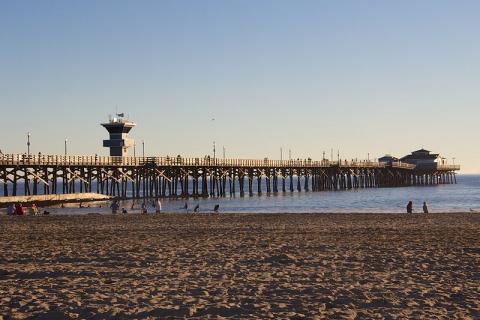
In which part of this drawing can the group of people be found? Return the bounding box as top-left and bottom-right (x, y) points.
(6, 203), (48, 215)
(109, 199), (220, 214)
(109, 199), (160, 214)
(180, 202), (218, 213)
(406, 201), (429, 214)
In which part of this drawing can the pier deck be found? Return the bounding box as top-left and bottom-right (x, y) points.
(0, 154), (460, 199)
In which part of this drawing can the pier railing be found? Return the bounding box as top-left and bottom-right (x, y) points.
(391, 161), (416, 169)
(436, 164), (461, 171)
(0, 154), (388, 168)
(0, 154), (458, 171)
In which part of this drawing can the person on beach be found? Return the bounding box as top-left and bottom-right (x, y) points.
(7, 203), (15, 216)
(406, 201), (413, 214)
(122, 208), (128, 214)
(423, 202), (429, 214)
(183, 202), (188, 213)
(214, 204), (219, 213)
(193, 204), (200, 213)
(110, 201), (119, 214)
(15, 203), (25, 215)
(141, 202), (148, 214)
(155, 199), (162, 213)
(30, 203), (39, 216)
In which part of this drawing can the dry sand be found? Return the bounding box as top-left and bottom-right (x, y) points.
(0, 212), (479, 319)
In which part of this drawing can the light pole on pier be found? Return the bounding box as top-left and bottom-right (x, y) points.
(452, 157), (456, 165)
(288, 149), (292, 161)
(222, 146), (226, 160)
(280, 147), (283, 161)
(322, 151), (326, 161)
(142, 140), (145, 157)
(27, 132), (31, 156)
(64, 138), (68, 156)
(213, 141), (216, 161)
(367, 152), (370, 162)
(210, 118), (216, 162)
(133, 143), (136, 157)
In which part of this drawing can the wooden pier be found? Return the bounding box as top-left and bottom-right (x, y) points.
(0, 154), (460, 199)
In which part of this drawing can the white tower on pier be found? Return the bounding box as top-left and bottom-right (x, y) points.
(101, 114), (136, 157)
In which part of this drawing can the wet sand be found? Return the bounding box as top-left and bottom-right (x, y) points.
(0, 212), (479, 319)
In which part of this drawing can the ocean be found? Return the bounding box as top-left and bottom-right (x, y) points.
(3, 174), (478, 215)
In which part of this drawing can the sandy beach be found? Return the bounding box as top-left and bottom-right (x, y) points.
(0, 212), (479, 319)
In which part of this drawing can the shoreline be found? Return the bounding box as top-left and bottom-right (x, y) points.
(1, 210), (478, 216)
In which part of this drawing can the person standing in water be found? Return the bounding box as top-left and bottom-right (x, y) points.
(423, 201), (429, 214)
(110, 201), (119, 214)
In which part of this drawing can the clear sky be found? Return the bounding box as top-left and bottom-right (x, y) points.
(0, 1), (478, 172)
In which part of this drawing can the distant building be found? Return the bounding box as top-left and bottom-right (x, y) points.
(101, 114), (136, 157)
(378, 154), (399, 165)
(400, 148), (441, 170)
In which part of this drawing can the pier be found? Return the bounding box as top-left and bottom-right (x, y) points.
(0, 154), (460, 199)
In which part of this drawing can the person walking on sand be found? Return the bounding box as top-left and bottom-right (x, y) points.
(423, 201), (429, 214)
(193, 204), (200, 213)
(183, 202), (188, 213)
(15, 203), (25, 215)
(214, 204), (219, 213)
(31, 203), (39, 216)
(406, 201), (413, 214)
(155, 198), (162, 213)
(141, 202), (148, 214)
(7, 203), (15, 216)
